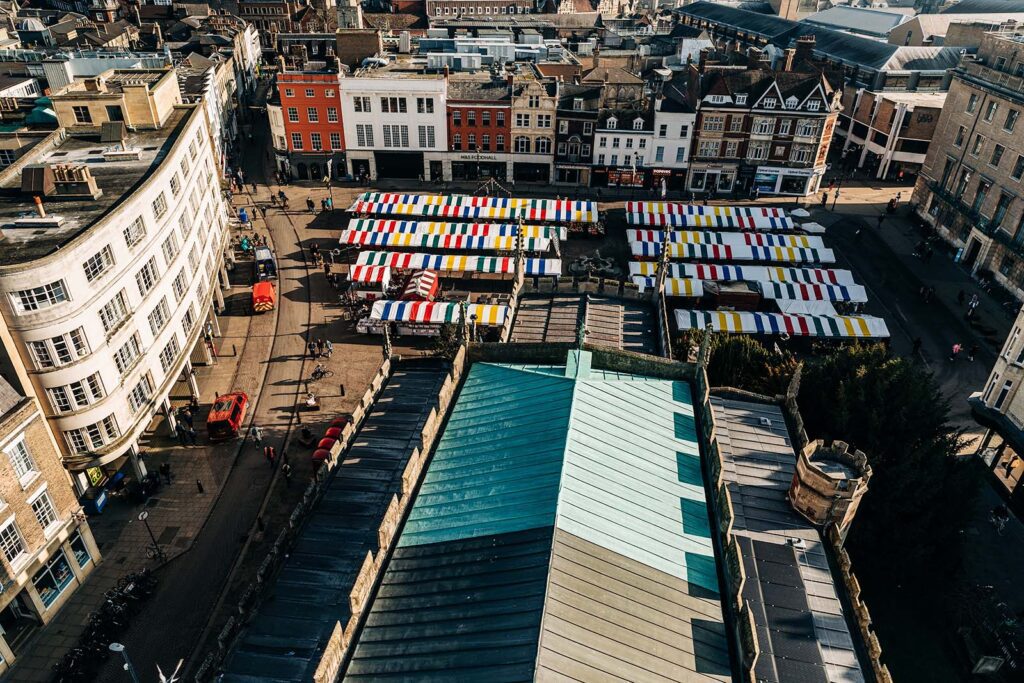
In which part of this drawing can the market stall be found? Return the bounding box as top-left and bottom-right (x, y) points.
(357, 300), (510, 336)
(346, 219), (566, 241)
(632, 277), (704, 296)
(759, 281), (868, 304)
(348, 264), (392, 300)
(356, 250), (562, 276)
(339, 230), (551, 252)
(401, 270), (439, 301)
(630, 242), (836, 264)
(674, 309), (890, 338)
(629, 262), (856, 285)
(627, 229), (824, 250)
(625, 202), (793, 230)
(349, 192), (599, 224)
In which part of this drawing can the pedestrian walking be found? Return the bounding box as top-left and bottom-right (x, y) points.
(325, 339), (334, 358)
(190, 394), (200, 412)
(321, 198), (327, 212)
(925, 286), (935, 303)
(281, 462), (293, 486)
(324, 262), (331, 278)
(306, 197), (315, 213)
(821, 191), (828, 208)
(175, 422), (189, 446)
(308, 340), (318, 358)
(949, 343), (962, 361)
(316, 337), (326, 357)
(251, 182), (257, 194)
(160, 462), (172, 484)
(250, 424), (264, 446)
(968, 344), (979, 361)
(969, 293), (980, 310)
(186, 426), (198, 446)
(310, 242), (320, 260)
(957, 289), (966, 306)
(1004, 455), (1019, 479)
(912, 337), (922, 356)
(264, 445), (276, 468)
(180, 407), (194, 429)
(876, 214), (885, 228)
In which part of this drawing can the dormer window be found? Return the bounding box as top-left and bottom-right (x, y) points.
(633, 118), (643, 130)
(708, 94), (727, 104)
(807, 100), (821, 112)
(573, 98), (583, 111)
(607, 116), (618, 129)
(763, 97), (777, 109)
(785, 96), (798, 109)
(736, 94), (747, 105)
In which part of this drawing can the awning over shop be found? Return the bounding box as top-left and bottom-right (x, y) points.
(340, 230), (550, 252)
(349, 265), (391, 285)
(628, 262), (857, 284)
(630, 242), (836, 264)
(357, 250), (562, 276)
(627, 229), (824, 250)
(401, 270), (439, 301)
(370, 300), (509, 325)
(759, 281), (868, 303)
(349, 192), (599, 223)
(346, 219), (565, 240)
(625, 202), (792, 230)
(674, 309), (889, 338)
(632, 277), (704, 296)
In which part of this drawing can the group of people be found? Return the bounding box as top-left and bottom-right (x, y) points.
(948, 342), (979, 362)
(174, 395), (202, 446)
(307, 337), (333, 359)
(305, 196), (334, 213)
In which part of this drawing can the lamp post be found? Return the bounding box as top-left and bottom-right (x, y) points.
(138, 511), (164, 561)
(109, 642), (140, 683)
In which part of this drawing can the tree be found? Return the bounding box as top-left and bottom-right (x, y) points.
(675, 331), (798, 396)
(797, 344), (976, 578)
(431, 322), (462, 361)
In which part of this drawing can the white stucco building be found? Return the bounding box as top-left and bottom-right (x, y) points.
(592, 109), (654, 188)
(339, 66), (448, 181)
(650, 81), (696, 191)
(0, 69), (231, 492)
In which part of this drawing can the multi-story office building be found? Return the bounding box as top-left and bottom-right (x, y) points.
(591, 108), (654, 187)
(835, 89), (946, 182)
(0, 357), (100, 675)
(273, 70), (345, 180)
(553, 82), (600, 186)
(913, 30), (1024, 301)
(339, 62), (448, 181)
(650, 76), (696, 191)
(510, 66), (557, 183)
(687, 58), (841, 196)
(445, 74), (512, 181)
(971, 306), (1024, 510)
(0, 69), (231, 492)
(426, 0), (534, 18)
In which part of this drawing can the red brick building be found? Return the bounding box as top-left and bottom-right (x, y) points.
(277, 71), (345, 180)
(446, 75), (512, 180)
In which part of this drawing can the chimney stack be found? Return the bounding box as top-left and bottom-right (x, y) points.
(781, 48), (795, 72)
(794, 35), (816, 69)
(33, 196), (45, 218)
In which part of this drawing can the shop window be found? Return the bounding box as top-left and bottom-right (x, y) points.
(32, 550), (74, 609)
(69, 529), (92, 569)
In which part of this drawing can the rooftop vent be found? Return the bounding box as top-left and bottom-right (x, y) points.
(21, 164), (103, 200)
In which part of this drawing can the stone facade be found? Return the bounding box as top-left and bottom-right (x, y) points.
(788, 439), (872, 536)
(913, 31), (1024, 301)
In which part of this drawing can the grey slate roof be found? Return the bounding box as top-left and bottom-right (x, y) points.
(800, 6), (908, 37)
(710, 397), (866, 683)
(676, 1), (799, 41)
(0, 375), (22, 419)
(220, 364), (448, 682)
(941, 0), (1024, 12)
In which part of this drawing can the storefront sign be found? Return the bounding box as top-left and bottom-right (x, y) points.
(756, 165), (823, 178)
(453, 152), (502, 162)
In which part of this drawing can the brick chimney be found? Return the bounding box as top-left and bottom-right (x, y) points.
(794, 35), (816, 69)
(781, 48), (795, 72)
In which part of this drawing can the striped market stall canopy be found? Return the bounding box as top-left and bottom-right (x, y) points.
(346, 219), (566, 240)
(630, 242), (836, 264)
(349, 265), (391, 284)
(628, 262), (855, 285)
(627, 229), (824, 250)
(357, 250), (562, 276)
(370, 300), (509, 325)
(402, 270), (439, 300)
(675, 309), (890, 338)
(340, 230), (551, 252)
(760, 281), (868, 303)
(625, 203), (792, 230)
(632, 277), (704, 296)
(349, 193), (599, 223)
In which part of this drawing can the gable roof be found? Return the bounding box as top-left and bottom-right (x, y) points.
(801, 5), (908, 37)
(881, 45), (965, 72)
(581, 64), (643, 85)
(676, 1), (799, 41)
(342, 353), (731, 681)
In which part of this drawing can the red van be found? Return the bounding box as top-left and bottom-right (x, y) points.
(207, 392), (249, 441)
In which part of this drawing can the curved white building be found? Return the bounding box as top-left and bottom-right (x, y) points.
(0, 69), (231, 492)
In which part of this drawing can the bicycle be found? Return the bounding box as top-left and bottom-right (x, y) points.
(309, 364), (334, 382)
(145, 542), (166, 561)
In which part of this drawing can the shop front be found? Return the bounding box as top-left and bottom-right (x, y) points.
(449, 152), (509, 181)
(592, 167), (649, 188)
(289, 152), (346, 181)
(512, 161), (551, 183)
(753, 165), (825, 196)
(688, 164), (738, 195)
(554, 163), (591, 186)
(651, 168), (687, 191)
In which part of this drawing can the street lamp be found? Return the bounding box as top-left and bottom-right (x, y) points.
(109, 642), (141, 683)
(138, 510), (164, 561)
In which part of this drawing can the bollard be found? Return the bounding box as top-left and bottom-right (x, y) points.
(233, 343), (237, 356)
(196, 479), (205, 494)
(340, 383), (345, 397)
